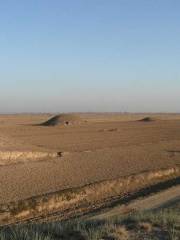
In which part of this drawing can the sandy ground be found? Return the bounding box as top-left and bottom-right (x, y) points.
(0, 113), (180, 204)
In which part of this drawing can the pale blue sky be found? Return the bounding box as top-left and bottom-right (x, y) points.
(0, 0), (179, 113)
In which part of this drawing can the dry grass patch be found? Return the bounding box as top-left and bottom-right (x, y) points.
(103, 225), (129, 240)
(0, 207), (179, 240)
(138, 222), (153, 232)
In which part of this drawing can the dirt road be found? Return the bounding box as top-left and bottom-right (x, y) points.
(91, 185), (180, 220)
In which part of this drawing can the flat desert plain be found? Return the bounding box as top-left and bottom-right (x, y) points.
(0, 113), (180, 224)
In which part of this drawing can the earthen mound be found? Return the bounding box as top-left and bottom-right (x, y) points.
(139, 117), (154, 122)
(39, 114), (83, 126)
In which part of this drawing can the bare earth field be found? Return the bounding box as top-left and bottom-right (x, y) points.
(0, 113), (180, 224)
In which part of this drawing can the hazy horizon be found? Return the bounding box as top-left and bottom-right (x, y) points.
(1, 1), (180, 113)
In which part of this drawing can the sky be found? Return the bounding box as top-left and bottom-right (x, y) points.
(0, 0), (180, 113)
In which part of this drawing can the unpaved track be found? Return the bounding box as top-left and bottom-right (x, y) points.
(91, 185), (180, 220)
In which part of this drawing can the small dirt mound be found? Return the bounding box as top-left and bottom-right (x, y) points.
(139, 117), (154, 122)
(39, 114), (83, 126)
